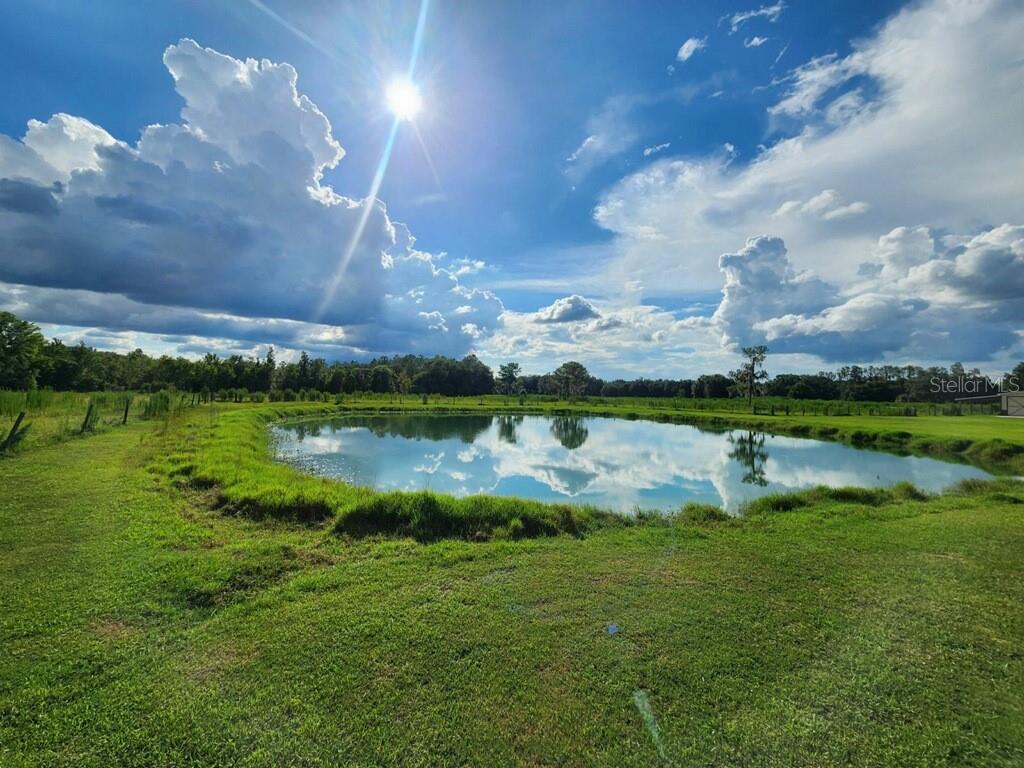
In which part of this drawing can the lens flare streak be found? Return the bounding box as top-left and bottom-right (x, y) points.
(315, 0), (431, 322)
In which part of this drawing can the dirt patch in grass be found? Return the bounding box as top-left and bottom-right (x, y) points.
(89, 617), (141, 642)
(183, 643), (258, 683)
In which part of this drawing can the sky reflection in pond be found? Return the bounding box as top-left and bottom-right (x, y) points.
(272, 414), (990, 513)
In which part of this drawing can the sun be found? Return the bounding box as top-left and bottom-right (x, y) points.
(386, 78), (422, 121)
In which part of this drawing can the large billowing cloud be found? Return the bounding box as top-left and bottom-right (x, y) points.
(594, 0), (1024, 289)
(0, 39), (500, 359)
(493, 220), (1024, 376)
(581, 0), (1024, 367)
(711, 225), (1024, 362)
(711, 236), (836, 348)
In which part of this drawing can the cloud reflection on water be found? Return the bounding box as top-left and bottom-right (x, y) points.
(273, 414), (990, 513)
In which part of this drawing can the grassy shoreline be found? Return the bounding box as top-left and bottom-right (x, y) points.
(146, 397), (1024, 540)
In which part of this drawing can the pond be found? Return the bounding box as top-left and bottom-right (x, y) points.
(271, 413), (991, 514)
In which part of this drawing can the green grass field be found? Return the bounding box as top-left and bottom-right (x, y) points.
(2, 398), (1023, 766)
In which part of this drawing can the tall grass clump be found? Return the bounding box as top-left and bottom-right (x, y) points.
(0, 389), (81, 417)
(0, 390), (26, 418)
(675, 502), (731, 523)
(741, 483), (930, 515)
(142, 390), (173, 419)
(332, 491), (625, 542)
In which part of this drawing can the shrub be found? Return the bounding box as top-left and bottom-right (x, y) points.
(506, 517), (525, 539)
(677, 502), (730, 523)
(849, 430), (874, 446)
(949, 478), (993, 496)
(742, 493), (812, 515)
(821, 486), (888, 506)
(891, 481), (928, 501)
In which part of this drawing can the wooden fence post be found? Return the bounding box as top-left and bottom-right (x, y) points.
(122, 397), (131, 425)
(80, 403), (94, 435)
(2, 412), (28, 452)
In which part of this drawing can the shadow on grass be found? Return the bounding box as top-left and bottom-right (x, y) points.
(333, 490), (625, 542)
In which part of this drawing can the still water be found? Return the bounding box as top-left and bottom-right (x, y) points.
(272, 413), (990, 513)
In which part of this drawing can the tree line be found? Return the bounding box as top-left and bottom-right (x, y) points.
(1, 311), (1021, 402)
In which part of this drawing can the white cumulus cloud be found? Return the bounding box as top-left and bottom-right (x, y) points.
(592, 0), (1024, 298)
(676, 37), (707, 62)
(715, 225), (1024, 362)
(0, 39), (501, 359)
(726, 2), (785, 35)
(533, 295), (601, 324)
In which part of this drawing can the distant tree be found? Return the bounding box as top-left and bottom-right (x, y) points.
(600, 377), (692, 398)
(458, 355), (495, 396)
(412, 358), (452, 395)
(0, 311), (44, 389)
(787, 381), (815, 400)
(310, 357), (328, 390)
(297, 351), (312, 389)
(397, 371), (413, 395)
(255, 347), (276, 392)
(552, 361), (591, 400)
(122, 348), (151, 390)
(731, 345), (769, 407)
(766, 374), (838, 400)
(370, 365), (395, 393)
(405, 355), (492, 396)
(497, 362), (521, 394)
(38, 338), (75, 390)
(696, 373), (732, 399)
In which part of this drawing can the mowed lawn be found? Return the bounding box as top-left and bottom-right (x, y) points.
(2, 416), (1024, 766)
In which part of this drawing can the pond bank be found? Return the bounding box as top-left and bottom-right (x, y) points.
(154, 400), (1024, 536)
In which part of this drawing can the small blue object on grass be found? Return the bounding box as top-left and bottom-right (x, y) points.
(607, 623), (619, 635)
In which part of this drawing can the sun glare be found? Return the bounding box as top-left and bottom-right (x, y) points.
(386, 78), (422, 121)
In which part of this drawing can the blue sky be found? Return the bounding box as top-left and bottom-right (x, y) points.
(0, 0), (1022, 377)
